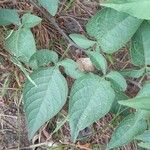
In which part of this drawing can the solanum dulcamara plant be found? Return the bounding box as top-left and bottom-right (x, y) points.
(1, 0), (150, 149)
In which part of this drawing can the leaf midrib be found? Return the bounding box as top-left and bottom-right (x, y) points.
(31, 68), (56, 133)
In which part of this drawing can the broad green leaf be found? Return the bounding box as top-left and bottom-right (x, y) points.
(118, 80), (150, 127)
(22, 13), (42, 28)
(0, 9), (20, 26)
(58, 59), (85, 79)
(107, 113), (147, 150)
(110, 91), (129, 115)
(119, 82), (150, 110)
(106, 71), (127, 91)
(69, 34), (96, 49)
(136, 130), (150, 142)
(101, 0), (150, 20)
(68, 74), (115, 142)
(130, 21), (150, 66)
(23, 67), (68, 139)
(29, 49), (58, 70)
(5, 28), (36, 63)
(86, 8), (142, 53)
(119, 97), (150, 110)
(138, 142), (150, 149)
(86, 51), (107, 74)
(38, 0), (59, 16)
(120, 68), (145, 78)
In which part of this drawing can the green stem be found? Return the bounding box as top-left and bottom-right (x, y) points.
(52, 116), (68, 135)
(59, 45), (71, 61)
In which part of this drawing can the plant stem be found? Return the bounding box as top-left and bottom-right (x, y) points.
(59, 44), (71, 61)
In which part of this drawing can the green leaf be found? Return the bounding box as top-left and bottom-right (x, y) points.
(101, 0), (150, 20)
(69, 34), (96, 49)
(106, 71), (127, 91)
(22, 13), (42, 28)
(38, 0), (59, 16)
(68, 74), (115, 142)
(136, 130), (150, 142)
(58, 59), (85, 79)
(110, 91), (129, 115)
(0, 9), (20, 26)
(119, 82), (150, 110)
(136, 81), (150, 98)
(5, 28), (36, 63)
(29, 49), (58, 70)
(119, 97), (150, 110)
(138, 142), (150, 149)
(86, 51), (107, 74)
(107, 113), (147, 150)
(86, 8), (142, 53)
(120, 68), (145, 78)
(130, 21), (150, 66)
(23, 67), (68, 139)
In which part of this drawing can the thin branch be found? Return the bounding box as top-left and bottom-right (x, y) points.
(29, 0), (85, 51)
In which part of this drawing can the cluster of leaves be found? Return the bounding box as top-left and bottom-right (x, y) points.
(1, 0), (150, 149)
